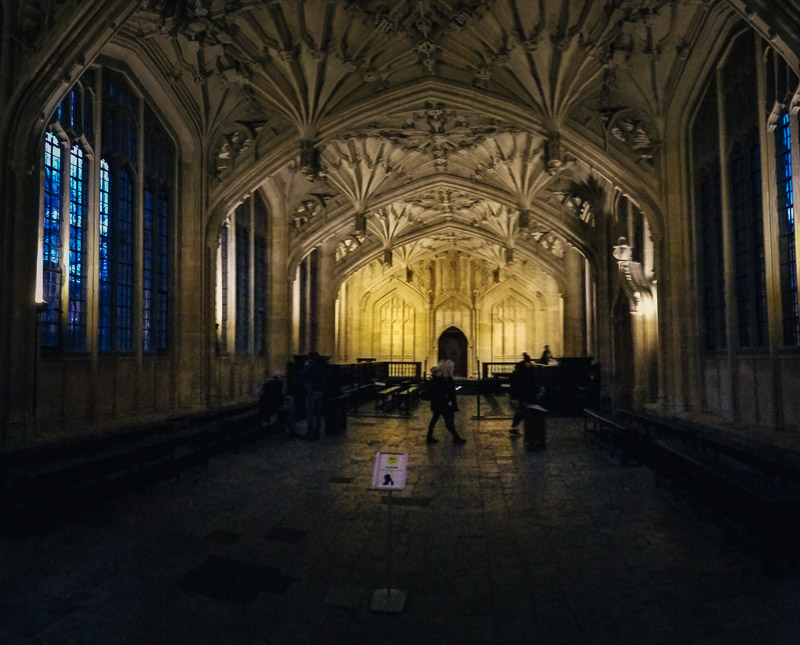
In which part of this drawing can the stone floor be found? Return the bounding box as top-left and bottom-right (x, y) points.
(1, 397), (799, 644)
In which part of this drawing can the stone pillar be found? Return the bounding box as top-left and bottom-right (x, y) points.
(263, 185), (291, 377)
(2, 163), (40, 445)
(316, 238), (337, 358)
(562, 246), (587, 356)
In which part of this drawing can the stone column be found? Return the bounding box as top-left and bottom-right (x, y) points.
(263, 185), (291, 377)
(316, 238), (337, 358)
(2, 163), (40, 445)
(562, 246), (587, 356)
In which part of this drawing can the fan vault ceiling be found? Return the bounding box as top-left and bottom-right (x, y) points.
(125, 0), (718, 277)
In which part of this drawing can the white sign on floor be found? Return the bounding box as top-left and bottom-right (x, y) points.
(371, 452), (408, 490)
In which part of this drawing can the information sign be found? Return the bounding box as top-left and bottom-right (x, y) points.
(371, 451), (408, 490)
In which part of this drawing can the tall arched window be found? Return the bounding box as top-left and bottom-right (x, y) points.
(67, 144), (88, 351)
(775, 112), (799, 346)
(235, 204), (250, 354)
(692, 80), (726, 351)
(39, 68), (175, 355)
(41, 132), (63, 348)
(143, 105), (173, 352)
(215, 193), (269, 357)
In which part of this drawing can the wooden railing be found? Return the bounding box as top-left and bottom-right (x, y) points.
(388, 362), (422, 379)
(481, 362), (516, 379)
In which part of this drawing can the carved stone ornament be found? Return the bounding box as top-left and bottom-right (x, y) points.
(336, 234), (366, 261)
(544, 131), (565, 176)
(345, 1), (489, 73)
(357, 101), (513, 168)
(292, 194), (333, 231)
(405, 189), (480, 219)
(612, 236), (652, 311)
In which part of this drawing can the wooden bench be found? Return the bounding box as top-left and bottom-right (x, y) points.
(622, 410), (800, 493)
(375, 385), (403, 412)
(344, 383), (376, 412)
(583, 408), (645, 465)
(395, 384), (421, 415)
(650, 438), (800, 563)
(621, 409), (699, 445)
(0, 402), (261, 524)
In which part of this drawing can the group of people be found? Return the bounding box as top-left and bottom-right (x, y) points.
(261, 345), (555, 445)
(257, 351), (326, 440)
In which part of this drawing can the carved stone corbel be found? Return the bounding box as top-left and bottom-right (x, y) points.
(613, 236), (651, 312)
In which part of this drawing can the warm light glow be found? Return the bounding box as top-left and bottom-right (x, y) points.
(35, 245), (44, 304)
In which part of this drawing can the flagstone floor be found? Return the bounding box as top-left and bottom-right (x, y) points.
(1, 397), (798, 644)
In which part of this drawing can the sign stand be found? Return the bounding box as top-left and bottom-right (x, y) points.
(370, 451), (407, 613)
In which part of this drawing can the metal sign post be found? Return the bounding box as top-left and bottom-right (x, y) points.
(370, 451), (408, 613)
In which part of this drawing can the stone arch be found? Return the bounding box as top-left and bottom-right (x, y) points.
(358, 280), (428, 363)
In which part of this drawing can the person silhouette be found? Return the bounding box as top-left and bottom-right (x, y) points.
(383, 474), (394, 486)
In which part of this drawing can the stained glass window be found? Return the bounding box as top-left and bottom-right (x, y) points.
(776, 113), (800, 346)
(117, 169), (134, 351)
(41, 132), (63, 348)
(143, 106), (173, 353)
(40, 68), (174, 357)
(254, 234), (266, 355)
(99, 159), (112, 351)
(156, 189), (169, 351)
(143, 185), (154, 352)
(220, 225), (229, 353)
(67, 144), (87, 351)
(235, 212), (250, 354)
(693, 83), (726, 352)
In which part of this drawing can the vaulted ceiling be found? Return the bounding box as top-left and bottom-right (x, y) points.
(121, 0), (720, 276)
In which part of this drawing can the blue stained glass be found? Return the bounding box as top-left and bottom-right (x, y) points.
(143, 186), (153, 351)
(117, 169), (134, 351)
(156, 191), (169, 350)
(67, 144), (87, 351)
(41, 132), (63, 348)
(98, 159), (112, 350)
(776, 112), (800, 346)
(70, 90), (77, 128)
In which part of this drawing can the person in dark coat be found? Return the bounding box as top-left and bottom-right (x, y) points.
(259, 376), (283, 431)
(301, 351), (327, 440)
(509, 353), (538, 434)
(425, 366), (466, 444)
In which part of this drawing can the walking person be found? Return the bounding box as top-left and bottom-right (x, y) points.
(425, 366), (466, 444)
(509, 353), (538, 435)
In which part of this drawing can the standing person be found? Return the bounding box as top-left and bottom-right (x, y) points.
(258, 375), (283, 432)
(509, 353), (537, 435)
(425, 366), (466, 444)
(539, 345), (554, 365)
(301, 351), (326, 440)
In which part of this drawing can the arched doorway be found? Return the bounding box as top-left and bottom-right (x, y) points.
(438, 326), (468, 377)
